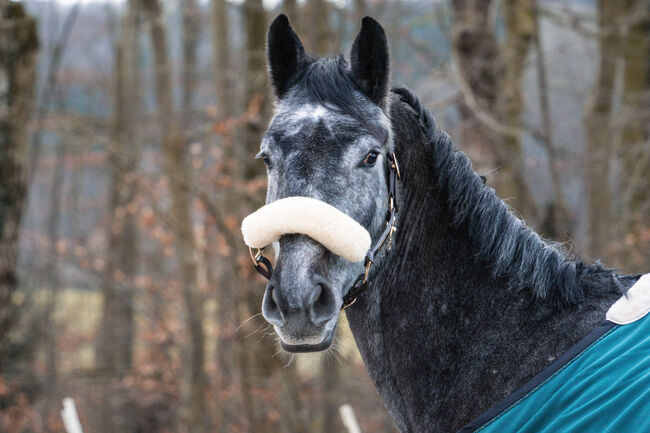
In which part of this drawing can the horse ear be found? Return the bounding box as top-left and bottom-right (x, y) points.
(267, 14), (307, 99)
(349, 17), (390, 107)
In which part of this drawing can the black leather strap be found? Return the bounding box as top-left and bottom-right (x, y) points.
(254, 255), (273, 280)
(342, 152), (399, 309)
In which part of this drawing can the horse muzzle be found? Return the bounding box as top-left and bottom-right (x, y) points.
(262, 255), (340, 352)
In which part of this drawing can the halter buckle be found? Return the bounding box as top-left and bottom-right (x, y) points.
(363, 259), (372, 284)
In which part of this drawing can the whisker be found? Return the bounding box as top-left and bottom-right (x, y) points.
(244, 322), (268, 340)
(235, 312), (263, 331)
(283, 354), (295, 368)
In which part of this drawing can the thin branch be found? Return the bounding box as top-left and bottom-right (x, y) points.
(28, 2), (81, 182)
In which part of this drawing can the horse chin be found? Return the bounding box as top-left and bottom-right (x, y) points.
(279, 327), (336, 353)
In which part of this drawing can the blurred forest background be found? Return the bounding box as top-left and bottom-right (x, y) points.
(0, 0), (648, 431)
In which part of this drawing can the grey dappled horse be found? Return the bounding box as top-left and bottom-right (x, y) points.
(247, 15), (642, 432)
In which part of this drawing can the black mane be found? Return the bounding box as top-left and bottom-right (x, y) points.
(391, 87), (633, 304)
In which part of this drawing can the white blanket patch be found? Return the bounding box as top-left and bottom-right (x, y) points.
(241, 196), (371, 263)
(606, 273), (650, 325)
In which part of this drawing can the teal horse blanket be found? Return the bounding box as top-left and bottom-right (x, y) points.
(461, 274), (650, 433)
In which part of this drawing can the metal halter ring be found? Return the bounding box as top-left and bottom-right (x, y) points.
(249, 247), (273, 280)
(248, 247), (262, 264)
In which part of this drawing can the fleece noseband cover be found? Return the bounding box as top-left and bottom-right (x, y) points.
(241, 197), (371, 263)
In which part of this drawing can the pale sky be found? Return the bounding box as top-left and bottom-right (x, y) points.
(48, 0), (314, 9)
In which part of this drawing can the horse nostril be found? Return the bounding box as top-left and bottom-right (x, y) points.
(262, 285), (284, 327)
(309, 282), (337, 325)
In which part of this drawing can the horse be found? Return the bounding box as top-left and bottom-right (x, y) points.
(241, 14), (648, 432)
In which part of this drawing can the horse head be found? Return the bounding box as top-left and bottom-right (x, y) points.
(246, 15), (394, 352)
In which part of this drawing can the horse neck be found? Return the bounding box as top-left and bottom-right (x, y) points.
(344, 96), (622, 432)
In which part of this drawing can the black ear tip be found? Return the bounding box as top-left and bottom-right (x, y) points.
(361, 16), (376, 25)
(360, 16), (384, 34)
(270, 13), (291, 30)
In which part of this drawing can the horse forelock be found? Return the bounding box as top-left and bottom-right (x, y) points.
(271, 55), (392, 145)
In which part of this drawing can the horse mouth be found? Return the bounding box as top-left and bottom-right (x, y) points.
(279, 327), (336, 353)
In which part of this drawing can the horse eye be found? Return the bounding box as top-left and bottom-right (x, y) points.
(363, 152), (379, 166)
(257, 152), (271, 168)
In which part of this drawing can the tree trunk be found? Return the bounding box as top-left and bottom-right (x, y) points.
(0, 0), (38, 369)
(141, 0), (206, 431)
(306, 0), (332, 55)
(451, 0), (499, 111)
(211, 0), (232, 118)
(209, 3), (239, 430)
(27, 4), (79, 181)
(452, 0), (542, 227)
(495, 0), (539, 223)
(44, 140), (65, 389)
(450, 0), (501, 192)
(240, 0), (269, 181)
(619, 0), (650, 271)
(182, 0), (199, 121)
(531, 0), (570, 239)
(238, 4), (269, 430)
(97, 4), (140, 432)
(584, 0), (622, 260)
(98, 0), (139, 377)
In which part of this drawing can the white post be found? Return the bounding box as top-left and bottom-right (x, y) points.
(339, 403), (362, 433)
(60, 397), (84, 433)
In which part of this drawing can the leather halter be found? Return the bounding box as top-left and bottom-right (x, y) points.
(249, 152), (401, 310)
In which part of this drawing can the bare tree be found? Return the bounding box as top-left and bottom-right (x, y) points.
(182, 0), (200, 121)
(209, 0), (239, 426)
(619, 0), (650, 270)
(584, 0), (623, 259)
(0, 0), (38, 368)
(211, 0), (233, 118)
(451, 1), (531, 217)
(531, 0), (570, 238)
(451, 0), (504, 188)
(141, 0), (207, 431)
(495, 0), (539, 222)
(238, 3), (269, 430)
(451, 0), (500, 116)
(28, 3), (80, 181)
(43, 140), (65, 391)
(98, 0), (140, 377)
(307, 0), (333, 55)
(96, 3), (141, 432)
(451, 0), (572, 233)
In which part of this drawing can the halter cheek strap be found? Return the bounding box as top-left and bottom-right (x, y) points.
(245, 152), (401, 310)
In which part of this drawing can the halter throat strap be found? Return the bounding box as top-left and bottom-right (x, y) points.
(249, 152), (401, 310)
